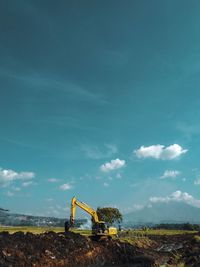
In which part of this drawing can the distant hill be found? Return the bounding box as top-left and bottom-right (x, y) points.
(2, 202), (200, 228)
(124, 202), (200, 225)
(0, 208), (9, 212)
(0, 209), (86, 227)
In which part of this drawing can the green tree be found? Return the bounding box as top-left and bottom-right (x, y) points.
(97, 207), (122, 225)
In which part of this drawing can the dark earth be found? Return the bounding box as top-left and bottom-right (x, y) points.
(0, 231), (200, 267)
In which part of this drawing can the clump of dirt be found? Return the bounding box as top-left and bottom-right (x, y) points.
(0, 231), (156, 267)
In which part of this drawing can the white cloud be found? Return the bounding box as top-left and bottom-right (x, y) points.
(17, 172), (35, 179)
(103, 182), (109, 187)
(131, 204), (144, 211)
(116, 173), (122, 179)
(150, 190), (200, 208)
(46, 208), (60, 216)
(160, 170), (181, 179)
(5, 191), (14, 197)
(12, 186), (21, 191)
(194, 178), (200, 185)
(46, 198), (53, 202)
(176, 122), (200, 139)
(134, 144), (187, 160)
(0, 167), (35, 187)
(122, 204), (144, 214)
(100, 158), (126, 172)
(45, 203), (69, 218)
(59, 183), (72, 191)
(82, 144), (118, 159)
(47, 178), (60, 183)
(22, 181), (34, 187)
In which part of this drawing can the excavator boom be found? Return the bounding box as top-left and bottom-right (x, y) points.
(70, 196), (99, 225)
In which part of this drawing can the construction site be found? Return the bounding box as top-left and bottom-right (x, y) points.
(1, 193), (200, 266)
(1, 1), (200, 266)
(1, 229), (200, 267)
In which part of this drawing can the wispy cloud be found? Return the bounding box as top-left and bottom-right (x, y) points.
(116, 173), (122, 179)
(82, 144), (118, 159)
(5, 191), (14, 197)
(160, 170), (181, 179)
(100, 158), (126, 172)
(59, 183), (73, 191)
(45, 198), (53, 202)
(12, 186), (21, 191)
(134, 144), (187, 160)
(45, 204), (69, 217)
(47, 178), (60, 183)
(122, 204), (145, 214)
(22, 181), (34, 187)
(0, 136), (40, 150)
(194, 177), (200, 185)
(3, 70), (108, 105)
(176, 121), (200, 139)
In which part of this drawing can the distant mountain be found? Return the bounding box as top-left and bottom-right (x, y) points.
(124, 202), (200, 225)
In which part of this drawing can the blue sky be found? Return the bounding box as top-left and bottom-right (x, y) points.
(1, 0), (200, 218)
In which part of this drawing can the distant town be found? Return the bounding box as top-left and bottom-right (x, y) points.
(0, 208), (86, 228)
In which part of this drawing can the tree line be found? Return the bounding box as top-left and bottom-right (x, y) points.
(154, 223), (200, 231)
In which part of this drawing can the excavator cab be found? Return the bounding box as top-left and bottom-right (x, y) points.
(92, 221), (117, 236)
(92, 221), (107, 235)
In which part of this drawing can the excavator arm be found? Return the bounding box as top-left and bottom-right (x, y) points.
(70, 196), (100, 226)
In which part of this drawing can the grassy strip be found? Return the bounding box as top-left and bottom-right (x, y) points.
(0, 226), (92, 235)
(0, 226), (197, 236)
(0, 226), (64, 234)
(120, 229), (197, 236)
(194, 235), (200, 242)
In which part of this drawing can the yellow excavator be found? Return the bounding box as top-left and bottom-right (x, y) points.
(65, 196), (117, 239)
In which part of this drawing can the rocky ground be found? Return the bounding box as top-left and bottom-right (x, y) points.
(0, 231), (200, 267)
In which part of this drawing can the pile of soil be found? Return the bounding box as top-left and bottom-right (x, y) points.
(2, 230), (200, 267)
(0, 231), (156, 267)
(149, 233), (200, 267)
(176, 236), (200, 267)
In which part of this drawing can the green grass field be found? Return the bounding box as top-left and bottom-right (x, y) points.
(0, 226), (197, 236)
(0, 226), (92, 235)
(121, 229), (198, 236)
(0, 226), (64, 234)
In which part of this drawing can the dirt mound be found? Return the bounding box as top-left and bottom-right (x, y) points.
(176, 236), (200, 267)
(149, 233), (200, 266)
(0, 231), (156, 267)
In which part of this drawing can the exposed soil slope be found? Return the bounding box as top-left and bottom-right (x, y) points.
(0, 231), (155, 267)
(1, 231), (200, 267)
